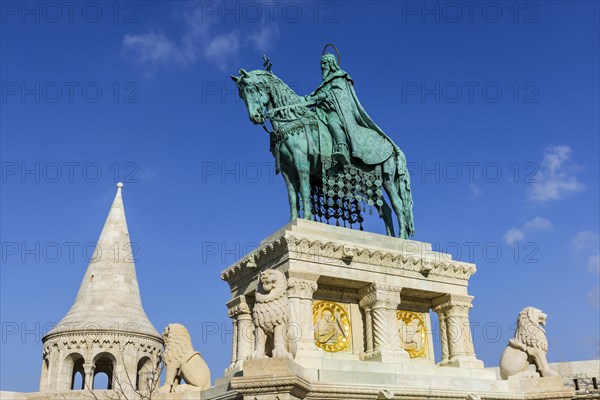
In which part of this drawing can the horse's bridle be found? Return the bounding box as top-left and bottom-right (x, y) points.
(260, 105), (318, 167)
(259, 103), (307, 135)
(259, 99), (318, 133)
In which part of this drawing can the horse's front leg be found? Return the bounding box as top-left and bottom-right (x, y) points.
(281, 166), (300, 221)
(294, 156), (312, 220)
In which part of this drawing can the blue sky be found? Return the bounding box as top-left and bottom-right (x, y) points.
(1, 0), (599, 392)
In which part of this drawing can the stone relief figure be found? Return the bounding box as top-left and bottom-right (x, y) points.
(499, 307), (560, 379)
(312, 302), (351, 352)
(397, 311), (427, 358)
(399, 318), (424, 354)
(315, 309), (345, 345)
(159, 323), (211, 393)
(248, 269), (296, 360)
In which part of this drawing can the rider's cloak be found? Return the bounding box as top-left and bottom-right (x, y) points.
(312, 70), (398, 166)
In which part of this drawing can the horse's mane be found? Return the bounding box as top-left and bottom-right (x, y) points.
(248, 70), (310, 120)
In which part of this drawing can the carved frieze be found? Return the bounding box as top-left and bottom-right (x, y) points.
(222, 234), (476, 287)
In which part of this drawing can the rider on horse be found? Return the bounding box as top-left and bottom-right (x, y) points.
(305, 53), (396, 168)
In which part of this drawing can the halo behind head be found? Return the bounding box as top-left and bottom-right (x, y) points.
(322, 43), (341, 65)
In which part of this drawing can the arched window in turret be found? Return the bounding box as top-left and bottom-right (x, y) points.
(136, 356), (155, 392)
(59, 353), (85, 391)
(92, 353), (116, 390)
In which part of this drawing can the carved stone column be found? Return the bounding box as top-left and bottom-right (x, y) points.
(363, 308), (373, 354)
(433, 294), (483, 368)
(137, 367), (153, 394)
(287, 278), (320, 358)
(435, 311), (450, 366)
(359, 284), (408, 362)
(83, 363), (95, 390)
(226, 296), (254, 372)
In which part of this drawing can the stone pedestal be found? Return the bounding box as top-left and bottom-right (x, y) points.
(221, 219), (482, 371)
(217, 220), (572, 400)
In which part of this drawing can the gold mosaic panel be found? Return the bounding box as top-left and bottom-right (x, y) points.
(312, 301), (351, 353)
(397, 310), (428, 358)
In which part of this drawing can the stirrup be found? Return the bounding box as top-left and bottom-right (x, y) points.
(332, 150), (349, 165)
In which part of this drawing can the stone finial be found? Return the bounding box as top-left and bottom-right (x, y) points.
(45, 183), (159, 338)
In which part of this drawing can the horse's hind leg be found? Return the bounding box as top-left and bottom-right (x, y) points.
(377, 197), (395, 237)
(382, 159), (407, 238)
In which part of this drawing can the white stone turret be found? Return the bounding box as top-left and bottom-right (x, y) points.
(40, 184), (163, 394)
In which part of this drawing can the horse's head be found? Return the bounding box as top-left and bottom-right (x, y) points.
(231, 69), (269, 125)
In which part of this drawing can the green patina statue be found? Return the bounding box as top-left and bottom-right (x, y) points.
(231, 46), (414, 238)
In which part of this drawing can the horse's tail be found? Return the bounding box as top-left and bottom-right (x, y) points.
(395, 151), (415, 237)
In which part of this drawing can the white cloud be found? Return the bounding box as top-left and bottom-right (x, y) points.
(572, 231), (600, 276)
(504, 228), (525, 245)
(573, 231), (600, 253)
(503, 216), (553, 245)
(469, 183), (482, 198)
(137, 167), (158, 182)
(588, 255), (600, 274)
(121, 4), (278, 73)
(523, 216), (553, 232)
(122, 32), (186, 67)
(249, 23), (280, 53)
(528, 145), (584, 202)
(587, 285), (599, 309)
(204, 32), (240, 71)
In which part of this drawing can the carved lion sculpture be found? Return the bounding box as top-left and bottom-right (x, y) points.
(499, 307), (560, 380)
(159, 323), (211, 393)
(248, 269), (296, 360)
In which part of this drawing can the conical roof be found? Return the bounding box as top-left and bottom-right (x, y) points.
(46, 183), (160, 339)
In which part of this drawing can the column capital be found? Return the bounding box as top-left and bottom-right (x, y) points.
(359, 284), (402, 310)
(287, 278), (318, 299)
(432, 294), (474, 314)
(83, 363), (95, 375)
(227, 296), (252, 319)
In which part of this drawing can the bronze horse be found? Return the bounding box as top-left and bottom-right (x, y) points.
(232, 69), (414, 238)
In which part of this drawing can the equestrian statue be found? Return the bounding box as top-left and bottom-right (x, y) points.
(231, 45), (414, 238)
